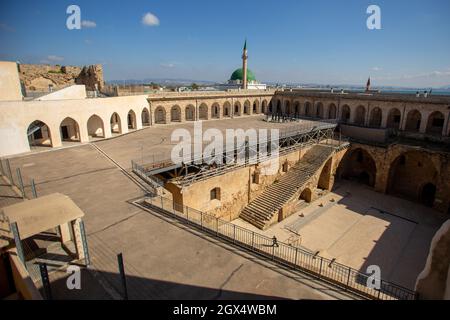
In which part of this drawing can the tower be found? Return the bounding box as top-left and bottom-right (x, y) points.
(365, 77), (371, 92)
(242, 39), (248, 90)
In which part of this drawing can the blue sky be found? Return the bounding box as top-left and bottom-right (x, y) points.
(1, 0), (449, 87)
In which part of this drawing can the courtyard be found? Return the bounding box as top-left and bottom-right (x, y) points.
(1, 116), (447, 298)
(234, 180), (448, 290)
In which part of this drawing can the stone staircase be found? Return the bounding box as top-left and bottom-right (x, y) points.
(239, 145), (335, 230)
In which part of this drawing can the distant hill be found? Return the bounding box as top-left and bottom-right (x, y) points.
(106, 78), (216, 87)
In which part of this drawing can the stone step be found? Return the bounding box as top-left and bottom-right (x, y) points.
(239, 145), (334, 230)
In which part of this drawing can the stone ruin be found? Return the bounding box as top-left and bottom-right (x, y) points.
(18, 63), (104, 92)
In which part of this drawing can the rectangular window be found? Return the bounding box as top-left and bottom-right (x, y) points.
(210, 188), (221, 200)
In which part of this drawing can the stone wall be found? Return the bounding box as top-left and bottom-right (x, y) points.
(18, 63), (104, 92)
(415, 219), (450, 299)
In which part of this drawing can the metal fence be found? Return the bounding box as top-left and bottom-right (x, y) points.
(138, 195), (418, 301)
(0, 158), (38, 200)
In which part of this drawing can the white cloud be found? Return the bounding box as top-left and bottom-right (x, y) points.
(84, 39), (93, 45)
(371, 66), (382, 71)
(160, 62), (175, 68)
(81, 20), (97, 28)
(142, 12), (160, 26)
(46, 55), (64, 62)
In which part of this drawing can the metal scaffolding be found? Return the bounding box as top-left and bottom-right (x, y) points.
(132, 122), (349, 188)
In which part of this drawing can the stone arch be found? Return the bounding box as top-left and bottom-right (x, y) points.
(316, 102), (324, 118)
(154, 106), (166, 124)
(27, 120), (53, 147)
(405, 109), (422, 132)
(141, 108), (150, 126)
(262, 100), (268, 114)
(244, 100), (251, 115)
(275, 99), (282, 115)
(223, 102), (231, 118)
(171, 105), (181, 122)
(317, 158), (333, 190)
(369, 107), (382, 127)
(304, 101), (312, 117)
(387, 151), (438, 206)
(60, 117), (80, 142)
(354, 105), (366, 125)
(341, 105), (351, 123)
(199, 103), (208, 120)
(299, 188), (312, 203)
(253, 99), (260, 114)
(185, 104), (195, 121)
(387, 108), (401, 129)
(294, 101), (301, 116)
(337, 148), (377, 187)
(426, 111), (445, 135)
(110, 112), (121, 134)
(127, 110), (137, 129)
(211, 103), (220, 119)
(285, 100), (291, 115)
(234, 101), (242, 116)
(87, 115), (105, 139)
(328, 103), (337, 119)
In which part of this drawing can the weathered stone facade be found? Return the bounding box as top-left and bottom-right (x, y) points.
(18, 63), (104, 92)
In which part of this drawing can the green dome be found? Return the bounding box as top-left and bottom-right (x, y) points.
(230, 68), (256, 82)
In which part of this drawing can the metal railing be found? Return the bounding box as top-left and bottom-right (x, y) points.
(0, 158), (38, 200)
(137, 195), (417, 301)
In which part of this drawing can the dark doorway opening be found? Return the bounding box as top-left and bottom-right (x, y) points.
(420, 183), (436, 207)
(61, 126), (69, 140)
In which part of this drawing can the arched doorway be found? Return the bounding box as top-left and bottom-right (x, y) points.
(110, 113), (121, 134)
(387, 151), (438, 204)
(87, 115), (105, 139)
(294, 101), (300, 116)
(244, 100), (251, 115)
(276, 100), (281, 115)
(262, 100), (268, 114)
(141, 108), (150, 126)
(253, 100), (259, 114)
(405, 110), (421, 132)
(341, 105), (351, 123)
(337, 148), (377, 187)
(369, 107), (382, 127)
(223, 102), (231, 118)
(171, 105), (181, 122)
(211, 103), (220, 119)
(285, 100), (291, 115)
(186, 105), (195, 121)
(316, 102), (324, 118)
(387, 108), (401, 129)
(127, 110), (137, 129)
(199, 103), (208, 120)
(328, 103), (337, 119)
(60, 117), (80, 142)
(234, 102), (241, 116)
(426, 111), (445, 135)
(420, 183), (436, 207)
(354, 105), (366, 125)
(304, 102), (312, 117)
(299, 188), (312, 203)
(27, 120), (53, 147)
(154, 107), (166, 124)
